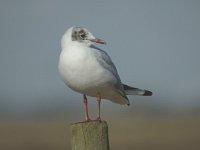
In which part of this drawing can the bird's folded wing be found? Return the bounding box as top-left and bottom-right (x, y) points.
(123, 84), (152, 96)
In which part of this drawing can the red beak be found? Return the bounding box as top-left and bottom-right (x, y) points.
(90, 38), (106, 44)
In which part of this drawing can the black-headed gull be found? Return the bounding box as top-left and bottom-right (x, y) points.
(58, 26), (152, 121)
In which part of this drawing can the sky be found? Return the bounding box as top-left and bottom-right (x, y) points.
(0, 0), (200, 118)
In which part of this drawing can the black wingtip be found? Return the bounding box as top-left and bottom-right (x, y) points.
(143, 90), (153, 96)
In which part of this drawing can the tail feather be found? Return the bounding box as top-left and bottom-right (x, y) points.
(123, 84), (152, 96)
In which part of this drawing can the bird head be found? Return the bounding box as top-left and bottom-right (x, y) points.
(61, 26), (106, 48)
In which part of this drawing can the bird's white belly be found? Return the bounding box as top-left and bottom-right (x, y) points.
(58, 47), (116, 97)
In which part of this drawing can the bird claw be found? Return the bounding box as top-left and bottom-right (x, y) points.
(84, 117), (91, 122)
(95, 117), (101, 122)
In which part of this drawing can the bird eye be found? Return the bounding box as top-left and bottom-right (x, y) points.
(80, 33), (85, 39)
(79, 31), (86, 39)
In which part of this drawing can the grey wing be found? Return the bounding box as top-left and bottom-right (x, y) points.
(90, 45), (121, 84)
(90, 45), (128, 97)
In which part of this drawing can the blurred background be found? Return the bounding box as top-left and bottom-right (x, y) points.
(0, 0), (200, 150)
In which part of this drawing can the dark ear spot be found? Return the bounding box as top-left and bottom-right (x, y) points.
(71, 28), (87, 42)
(71, 31), (77, 41)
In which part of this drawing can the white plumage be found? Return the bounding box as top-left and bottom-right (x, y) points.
(58, 26), (152, 121)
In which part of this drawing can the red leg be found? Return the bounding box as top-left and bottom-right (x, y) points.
(96, 93), (101, 121)
(83, 94), (90, 122)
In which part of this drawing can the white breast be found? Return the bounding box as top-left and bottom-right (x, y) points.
(58, 43), (117, 97)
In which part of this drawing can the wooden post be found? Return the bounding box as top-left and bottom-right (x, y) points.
(70, 120), (110, 150)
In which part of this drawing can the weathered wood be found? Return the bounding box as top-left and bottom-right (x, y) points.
(70, 121), (110, 150)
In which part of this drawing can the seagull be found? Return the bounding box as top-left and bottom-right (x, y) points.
(58, 26), (152, 121)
